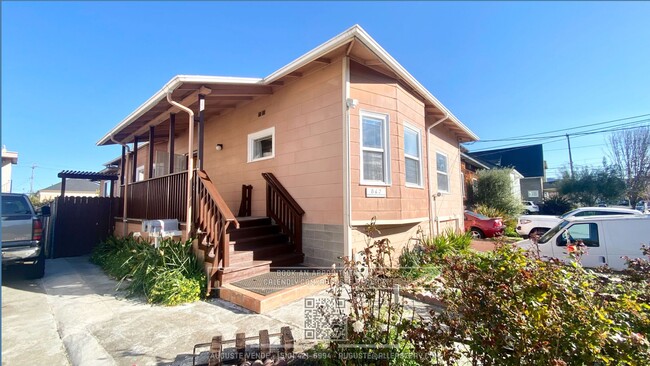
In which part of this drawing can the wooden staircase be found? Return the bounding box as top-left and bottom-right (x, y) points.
(193, 170), (305, 294)
(223, 216), (304, 283)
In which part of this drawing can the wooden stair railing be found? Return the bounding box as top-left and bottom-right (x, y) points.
(261, 172), (305, 255)
(194, 169), (239, 294)
(237, 184), (253, 217)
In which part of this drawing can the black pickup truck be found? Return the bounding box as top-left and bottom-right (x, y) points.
(1, 193), (47, 278)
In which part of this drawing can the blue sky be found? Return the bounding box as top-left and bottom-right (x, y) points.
(3, 2), (650, 193)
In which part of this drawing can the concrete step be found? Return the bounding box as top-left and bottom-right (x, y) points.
(219, 260), (271, 284)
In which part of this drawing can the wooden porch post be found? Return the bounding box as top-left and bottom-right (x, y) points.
(60, 177), (66, 198)
(148, 126), (155, 179)
(132, 137), (139, 183)
(198, 94), (205, 170)
(168, 113), (175, 174)
(120, 146), (126, 186)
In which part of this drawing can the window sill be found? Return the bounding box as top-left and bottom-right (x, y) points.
(405, 183), (424, 189)
(248, 155), (275, 163)
(360, 181), (391, 187)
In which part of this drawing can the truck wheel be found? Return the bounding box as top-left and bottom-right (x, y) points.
(25, 254), (45, 280)
(469, 228), (484, 239)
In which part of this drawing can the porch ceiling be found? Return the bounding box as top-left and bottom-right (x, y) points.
(104, 82), (276, 145)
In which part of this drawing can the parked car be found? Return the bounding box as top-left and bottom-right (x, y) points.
(636, 200), (649, 213)
(1, 193), (48, 279)
(516, 206), (643, 238)
(522, 201), (539, 214)
(516, 215), (650, 270)
(464, 210), (505, 239)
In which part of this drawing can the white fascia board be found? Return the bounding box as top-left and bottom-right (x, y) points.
(96, 75), (264, 146)
(350, 27), (479, 142)
(262, 24), (478, 141)
(461, 152), (491, 170)
(263, 25), (362, 84)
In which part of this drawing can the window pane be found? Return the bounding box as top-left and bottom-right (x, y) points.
(404, 128), (419, 157)
(363, 151), (384, 181)
(254, 136), (273, 159)
(362, 118), (383, 149)
(405, 157), (420, 185)
(436, 153), (447, 173)
(437, 172), (449, 192)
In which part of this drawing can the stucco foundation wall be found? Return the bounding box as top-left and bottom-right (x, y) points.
(350, 221), (429, 266)
(349, 62), (430, 222)
(302, 223), (345, 268)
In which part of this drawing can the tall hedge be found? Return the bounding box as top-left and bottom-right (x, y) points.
(475, 168), (523, 218)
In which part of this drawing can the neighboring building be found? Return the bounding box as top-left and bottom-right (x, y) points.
(96, 25), (478, 297)
(468, 144), (546, 203)
(461, 152), (523, 207)
(2, 146), (18, 193)
(37, 179), (100, 201)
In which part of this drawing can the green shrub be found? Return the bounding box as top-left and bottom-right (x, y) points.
(540, 195), (575, 215)
(91, 236), (205, 305)
(406, 243), (650, 365)
(475, 168), (524, 218)
(420, 229), (471, 261)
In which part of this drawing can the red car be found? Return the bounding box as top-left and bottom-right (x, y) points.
(464, 210), (505, 239)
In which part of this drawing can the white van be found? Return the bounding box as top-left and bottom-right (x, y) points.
(516, 215), (650, 270)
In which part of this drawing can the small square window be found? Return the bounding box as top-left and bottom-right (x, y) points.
(248, 127), (275, 163)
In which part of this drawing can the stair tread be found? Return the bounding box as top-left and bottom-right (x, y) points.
(222, 260), (271, 272)
(229, 233), (288, 245)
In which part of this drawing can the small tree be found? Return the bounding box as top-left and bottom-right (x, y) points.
(474, 168), (523, 218)
(557, 165), (625, 206)
(608, 126), (650, 205)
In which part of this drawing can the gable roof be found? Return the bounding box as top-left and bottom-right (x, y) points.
(39, 179), (99, 193)
(468, 144), (545, 178)
(97, 25), (478, 146)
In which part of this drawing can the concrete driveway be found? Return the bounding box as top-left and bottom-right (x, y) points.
(2, 257), (327, 365)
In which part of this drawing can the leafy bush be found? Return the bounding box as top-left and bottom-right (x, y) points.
(91, 236), (205, 305)
(406, 242), (650, 365)
(398, 229), (470, 280)
(324, 219), (419, 365)
(475, 168), (524, 218)
(539, 195), (575, 215)
(474, 204), (506, 219)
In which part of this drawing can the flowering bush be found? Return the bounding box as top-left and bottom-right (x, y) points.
(326, 218), (419, 365)
(406, 242), (650, 365)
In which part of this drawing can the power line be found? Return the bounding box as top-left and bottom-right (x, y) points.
(467, 113), (650, 144)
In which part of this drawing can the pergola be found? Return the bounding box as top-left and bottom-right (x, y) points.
(57, 170), (119, 197)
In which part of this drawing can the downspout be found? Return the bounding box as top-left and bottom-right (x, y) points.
(110, 135), (131, 237)
(166, 90), (195, 235)
(426, 113), (449, 236)
(342, 56), (352, 260)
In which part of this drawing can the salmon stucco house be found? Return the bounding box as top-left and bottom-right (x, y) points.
(97, 25), (478, 299)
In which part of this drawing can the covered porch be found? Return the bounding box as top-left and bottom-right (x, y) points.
(97, 77), (314, 297)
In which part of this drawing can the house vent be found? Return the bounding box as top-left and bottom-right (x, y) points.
(258, 110), (266, 118)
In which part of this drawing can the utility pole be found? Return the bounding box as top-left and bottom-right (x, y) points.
(29, 164), (37, 194)
(566, 134), (575, 178)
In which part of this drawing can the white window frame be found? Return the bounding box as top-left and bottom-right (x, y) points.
(403, 122), (423, 188)
(435, 151), (449, 194)
(359, 111), (391, 186)
(247, 127), (275, 163)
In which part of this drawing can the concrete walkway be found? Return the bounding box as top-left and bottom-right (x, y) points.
(2, 266), (71, 366)
(2, 256), (434, 365)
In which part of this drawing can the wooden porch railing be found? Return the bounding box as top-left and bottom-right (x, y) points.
(237, 185), (253, 217)
(262, 172), (305, 254)
(194, 169), (239, 293)
(124, 171), (187, 221)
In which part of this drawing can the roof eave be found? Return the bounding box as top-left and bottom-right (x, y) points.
(96, 76), (263, 146)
